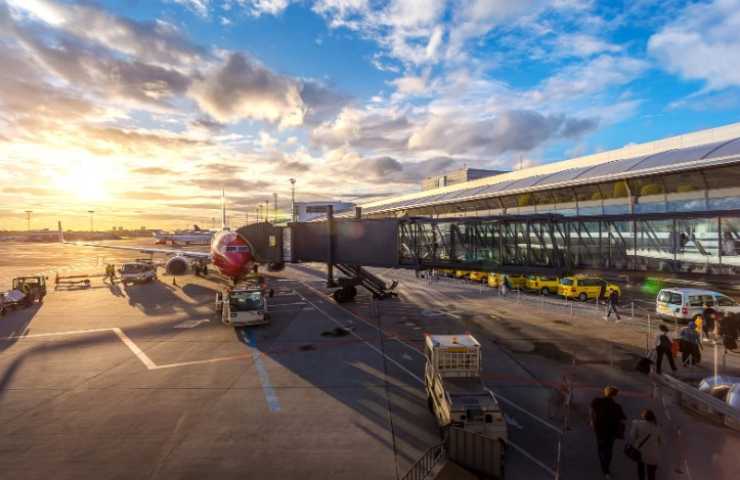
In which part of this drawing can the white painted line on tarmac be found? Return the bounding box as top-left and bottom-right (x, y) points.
(241, 329), (281, 412)
(112, 328), (158, 370)
(506, 437), (557, 478)
(173, 319), (210, 329)
(494, 392), (563, 435)
(297, 289), (424, 385)
(2, 327), (254, 371)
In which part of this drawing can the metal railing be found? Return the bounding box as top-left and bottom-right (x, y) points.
(400, 443), (446, 480)
(656, 373), (740, 431)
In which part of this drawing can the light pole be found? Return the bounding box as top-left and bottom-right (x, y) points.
(264, 200), (270, 224)
(273, 193), (278, 222)
(24, 210), (32, 231)
(289, 178), (296, 222)
(256, 206), (261, 223)
(88, 210), (95, 232)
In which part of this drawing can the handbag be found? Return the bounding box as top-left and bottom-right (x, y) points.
(624, 434), (651, 462)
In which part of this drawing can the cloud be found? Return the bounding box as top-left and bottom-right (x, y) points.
(6, 6), (192, 111)
(648, 0), (740, 90)
(554, 33), (621, 58)
(122, 191), (189, 201)
(534, 55), (648, 102)
(189, 177), (272, 191)
(408, 110), (597, 155)
(131, 167), (178, 176)
(246, 0), (294, 16)
(311, 107), (412, 151)
(8, 0), (206, 68)
(189, 53), (306, 126)
(172, 1), (211, 17)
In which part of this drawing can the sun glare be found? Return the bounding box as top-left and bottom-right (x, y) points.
(55, 157), (118, 202)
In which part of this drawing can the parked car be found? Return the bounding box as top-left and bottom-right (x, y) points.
(526, 275), (560, 295)
(488, 273), (527, 290)
(469, 271), (488, 283)
(558, 275), (620, 301)
(454, 270), (470, 279)
(656, 288), (740, 323)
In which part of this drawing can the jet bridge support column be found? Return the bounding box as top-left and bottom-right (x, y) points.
(326, 205), (336, 287)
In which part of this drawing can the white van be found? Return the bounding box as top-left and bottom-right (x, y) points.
(656, 288), (740, 323)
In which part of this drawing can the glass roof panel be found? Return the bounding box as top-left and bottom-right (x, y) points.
(578, 155), (650, 180)
(534, 166), (594, 187)
(704, 137), (740, 159)
(504, 175), (548, 191)
(629, 141), (730, 171)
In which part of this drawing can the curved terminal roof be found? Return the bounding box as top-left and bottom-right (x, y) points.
(341, 124), (740, 217)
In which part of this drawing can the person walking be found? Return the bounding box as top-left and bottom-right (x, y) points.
(499, 275), (508, 296)
(701, 303), (717, 341)
(628, 409), (661, 480)
(679, 321), (701, 366)
(654, 325), (677, 374)
(606, 290), (621, 321)
(590, 385), (626, 479)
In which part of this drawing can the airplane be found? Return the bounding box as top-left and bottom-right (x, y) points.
(58, 193), (256, 283)
(153, 224), (213, 245)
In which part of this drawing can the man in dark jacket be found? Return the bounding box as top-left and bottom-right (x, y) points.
(606, 290), (621, 321)
(590, 385), (626, 479)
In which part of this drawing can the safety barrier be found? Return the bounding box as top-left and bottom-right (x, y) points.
(656, 373), (740, 431)
(400, 442), (445, 480)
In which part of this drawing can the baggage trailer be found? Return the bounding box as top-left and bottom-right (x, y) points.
(424, 335), (508, 444)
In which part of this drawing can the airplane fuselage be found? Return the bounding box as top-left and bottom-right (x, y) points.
(210, 231), (253, 280)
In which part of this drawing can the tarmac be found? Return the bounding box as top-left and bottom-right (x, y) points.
(1, 251), (738, 479)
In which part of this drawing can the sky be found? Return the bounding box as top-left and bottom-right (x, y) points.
(1, 0), (739, 230)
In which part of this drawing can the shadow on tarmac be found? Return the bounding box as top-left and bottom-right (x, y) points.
(0, 303), (42, 353)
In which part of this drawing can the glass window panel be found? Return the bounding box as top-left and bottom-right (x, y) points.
(629, 141), (727, 171)
(663, 171), (706, 194)
(703, 164), (740, 189)
(578, 205), (603, 216)
(629, 177), (665, 197)
(600, 180), (630, 199)
(575, 184), (603, 202)
(552, 187), (576, 204)
(667, 198), (707, 212)
(604, 203), (630, 215)
(579, 155), (650, 180)
(500, 195), (518, 208)
(709, 196), (740, 210)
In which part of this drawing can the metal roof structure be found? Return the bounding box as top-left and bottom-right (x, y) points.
(339, 123), (740, 217)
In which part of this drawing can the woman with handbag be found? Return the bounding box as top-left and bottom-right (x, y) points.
(627, 409), (661, 480)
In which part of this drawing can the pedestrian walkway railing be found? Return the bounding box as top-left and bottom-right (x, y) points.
(656, 373), (740, 431)
(400, 442), (446, 480)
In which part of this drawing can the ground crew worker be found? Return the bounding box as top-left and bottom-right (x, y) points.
(654, 325), (676, 374)
(606, 290), (621, 321)
(105, 264), (115, 284)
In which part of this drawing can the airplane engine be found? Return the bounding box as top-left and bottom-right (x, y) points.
(165, 256), (191, 276)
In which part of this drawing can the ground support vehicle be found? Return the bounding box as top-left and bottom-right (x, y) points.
(526, 275), (560, 295)
(118, 262), (157, 285)
(558, 275), (620, 301)
(656, 288), (740, 324)
(216, 280), (271, 327)
(424, 334), (507, 447)
(1, 276), (47, 315)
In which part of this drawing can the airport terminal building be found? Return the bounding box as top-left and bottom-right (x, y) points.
(332, 124), (740, 276)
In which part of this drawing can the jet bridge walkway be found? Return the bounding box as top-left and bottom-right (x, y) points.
(237, 208), (740, 302)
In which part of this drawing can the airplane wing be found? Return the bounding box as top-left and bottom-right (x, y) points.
(58, 222), (211, 260)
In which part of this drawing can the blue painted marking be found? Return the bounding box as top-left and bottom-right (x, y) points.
(242, 329), (281, 412)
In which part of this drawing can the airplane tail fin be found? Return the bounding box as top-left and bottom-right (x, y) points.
(221, 189), (228, 230)
(58, 221), (65, 243)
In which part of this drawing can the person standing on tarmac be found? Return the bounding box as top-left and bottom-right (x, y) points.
(606, 289), (621, 321)
(629, 409), (661, 480)
(679, 321), (701, 366)
(590, 385), (626, 479)
(654, 325), (677, 374)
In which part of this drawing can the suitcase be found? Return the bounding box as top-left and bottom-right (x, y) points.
(635, 357), (652, 374)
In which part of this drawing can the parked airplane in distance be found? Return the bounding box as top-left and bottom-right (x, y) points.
(153, 225), (213, 245)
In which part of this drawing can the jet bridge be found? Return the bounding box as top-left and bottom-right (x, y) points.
(237, 208), (740, 302)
